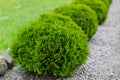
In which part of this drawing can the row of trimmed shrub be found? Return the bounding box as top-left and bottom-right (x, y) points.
(10, 0), (112, 77)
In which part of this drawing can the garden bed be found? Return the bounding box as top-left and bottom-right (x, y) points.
(0, 0), (120, 80)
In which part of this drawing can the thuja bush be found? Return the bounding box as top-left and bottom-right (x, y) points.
(101, 0), (112, 7)
(73, 0), (108, 24)
(101, 0), (110, 7)
(10, 13), (90, 77)
(54, 4), (98, 40)
(109, 0), (112, 4)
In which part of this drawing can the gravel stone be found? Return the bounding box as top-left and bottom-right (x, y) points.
(0, 56), (8, 77)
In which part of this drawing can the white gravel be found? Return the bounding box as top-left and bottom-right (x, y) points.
(0, 0), (120, 80)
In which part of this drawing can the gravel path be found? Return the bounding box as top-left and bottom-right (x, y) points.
(0, 0), (120, 80)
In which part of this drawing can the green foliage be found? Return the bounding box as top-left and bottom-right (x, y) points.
(72, 0), (109, 24)
(54, 4), (98, 40)
(101, 0), (110, 7)
(101, 0), (112, 7)
(109, 0), (112, 4)
(10, 13), (90, 77)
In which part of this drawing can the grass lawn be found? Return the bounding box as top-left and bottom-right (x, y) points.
(0, 0), (72, 54)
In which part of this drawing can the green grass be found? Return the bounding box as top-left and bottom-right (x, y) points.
(0, 0), (72, 54)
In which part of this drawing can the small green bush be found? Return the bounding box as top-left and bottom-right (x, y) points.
(10, 13), (90, 77)
(54, 4), (98, 39)
(73, 0), (109, 24)
(101, 0), (110, 7)
(101, 0), (112, 7)
(109, 0), (112, 4)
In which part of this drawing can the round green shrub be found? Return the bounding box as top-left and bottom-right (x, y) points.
(54, 4), (98, 40)
(101, 0), (112, 7)
(101, 0), (110, 7)
(10, 13), (90, 77)
(73, 0), (109, 24)
(109, 0), (112, 4)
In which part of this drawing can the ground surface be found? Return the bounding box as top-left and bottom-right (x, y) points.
(0, 0), (120, 80)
